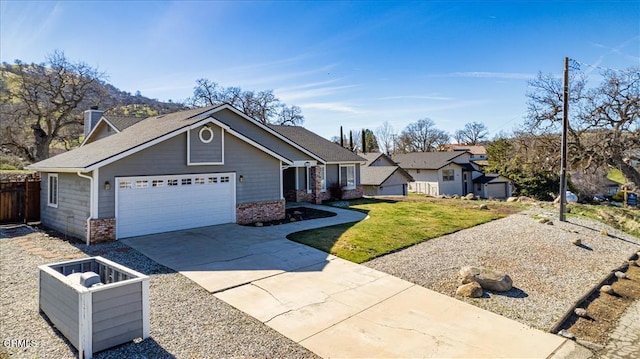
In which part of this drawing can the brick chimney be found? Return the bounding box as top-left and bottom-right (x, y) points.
(84, 106), (104, 138)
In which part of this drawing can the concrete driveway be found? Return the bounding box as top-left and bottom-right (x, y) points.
(123, 204), (582, 358)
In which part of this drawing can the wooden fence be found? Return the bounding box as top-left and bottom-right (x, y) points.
(0, 177), (40, 224)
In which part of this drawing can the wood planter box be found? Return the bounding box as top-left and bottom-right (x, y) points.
(38, 256), (150, 359)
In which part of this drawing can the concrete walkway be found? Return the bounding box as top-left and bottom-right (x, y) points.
(123, 204), (577, 358)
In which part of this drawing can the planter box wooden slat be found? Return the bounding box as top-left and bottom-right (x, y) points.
(38, 257), (149, 359)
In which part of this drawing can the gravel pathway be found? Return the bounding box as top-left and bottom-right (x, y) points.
(365, 207), (640, 331)
(0, 228), (317, 359)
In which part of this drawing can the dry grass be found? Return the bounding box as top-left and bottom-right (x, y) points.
(566, 264), (640, 345)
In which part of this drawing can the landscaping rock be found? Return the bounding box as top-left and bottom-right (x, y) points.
(459, 266), (513, 292)
(571, 238), (581, 246)
(574, 308), (588, 318)
(538, 218), (553, 225)
(600, 285), (615, 295)
(614, 271), (627, 279)
(558, 329), (575, 340)
(506, 196), (518, 202)
(479, 204), (489, 210)
(465, 193), (476, 200)
(455, 282), (483, 298)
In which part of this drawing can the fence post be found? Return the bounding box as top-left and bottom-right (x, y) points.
(24, 176), (29, 224)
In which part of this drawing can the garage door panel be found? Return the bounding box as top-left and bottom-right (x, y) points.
(116, 173), (235, 238)
(487, 183), (506, 198)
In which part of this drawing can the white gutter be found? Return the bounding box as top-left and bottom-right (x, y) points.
(76, 171), (93, 246)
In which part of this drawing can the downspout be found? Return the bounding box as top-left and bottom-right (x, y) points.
(77, 172), (93, 246)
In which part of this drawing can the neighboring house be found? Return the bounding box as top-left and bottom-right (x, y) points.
(27, 104), (365, 243)
(442, 144), (488, 161)
(393, 151), (512, 199)
(472, 174), (514, 199)
(359, 153), (413, 196)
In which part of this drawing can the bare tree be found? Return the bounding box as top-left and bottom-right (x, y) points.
(454, 121), (489, 145)
(400, 118), (450, 152)
(188, 79), (304, 126)
(0, 51), (107, 162)
(375, 121), (395, 155)
(525, 67), (640, 189)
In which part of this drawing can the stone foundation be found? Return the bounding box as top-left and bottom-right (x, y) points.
(236, 199), (286, 225)
(87, 218), (116, 244)
(342, 186), (364, 200)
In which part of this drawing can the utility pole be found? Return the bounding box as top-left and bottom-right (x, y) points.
(559, 57), (569, 222)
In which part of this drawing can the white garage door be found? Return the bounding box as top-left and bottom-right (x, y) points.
(116, 173), (235, 238)
(487, 183), (507, 199)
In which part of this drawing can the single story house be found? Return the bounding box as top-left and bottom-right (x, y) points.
(27, 104), (365, 244)
(393, 151), (512, 199)
(359, 153), (413, 196)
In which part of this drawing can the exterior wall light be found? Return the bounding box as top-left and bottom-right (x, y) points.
(104, 181), (111, 190)
(239, 175), (244, 183)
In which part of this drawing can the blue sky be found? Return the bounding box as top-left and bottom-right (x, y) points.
(1, 1), (638, 140)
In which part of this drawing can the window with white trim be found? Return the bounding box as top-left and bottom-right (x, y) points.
(442, 169), (454, 181)
(119, 180), (132, 189)
(167, 179), (178, 186)
(220, 176), (230, 183)
(319, 165), (326, 192)
(208, 177), (218, 183)
(152, 180), (164, 187)
(339, 165), (356, 190)
(136, 180), (149, 188)
(47, 174), (58, 208)
(182, 178), (192, 186)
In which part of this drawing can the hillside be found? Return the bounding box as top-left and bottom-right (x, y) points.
(0, 62), (189, 168)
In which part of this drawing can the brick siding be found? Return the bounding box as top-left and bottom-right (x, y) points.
(87, 218), (116, 243)
(236, 199), (285, 224)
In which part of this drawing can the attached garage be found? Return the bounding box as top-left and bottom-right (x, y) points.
(116, 173), (235, 238)
(486, 182), (508, 199)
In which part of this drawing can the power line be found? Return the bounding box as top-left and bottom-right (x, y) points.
(568, 58), (630, 73)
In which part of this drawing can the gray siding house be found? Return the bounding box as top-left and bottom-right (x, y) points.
(394, 151), (512, 199)
(359, 153), (413, 196)
(28, 104), (365, 243)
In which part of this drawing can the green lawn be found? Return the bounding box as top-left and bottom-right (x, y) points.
(607, 168), (626, 184)
(288, 198), (524, 263)
(569, 204), (640, 238)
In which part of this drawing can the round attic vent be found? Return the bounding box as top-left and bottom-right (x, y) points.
(199, 126), (214, 143)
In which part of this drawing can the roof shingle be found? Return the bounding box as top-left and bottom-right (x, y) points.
(268, 125), (366, 163)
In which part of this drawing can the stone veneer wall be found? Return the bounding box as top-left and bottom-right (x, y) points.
(342, 186), (364, 200)
(87, 218), (116, 244)
(236, 199), (286, 224)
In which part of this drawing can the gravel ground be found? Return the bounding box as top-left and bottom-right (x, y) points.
(365, 206), (640, 331)
(0, 227), (317, 359)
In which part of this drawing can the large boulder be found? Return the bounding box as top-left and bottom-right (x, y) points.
(456, 282), (483, 298)
(459, 266), (513, 292)
(465, 193), (476, 200)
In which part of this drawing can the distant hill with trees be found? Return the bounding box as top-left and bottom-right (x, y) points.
(0, 51), (187, 167)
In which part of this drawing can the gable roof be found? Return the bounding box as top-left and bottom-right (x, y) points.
(473, 174), (510, 184)
(31, 104), (328, 172)
(393, 151), (469, 170)
(29, 106), (221, 172)
(360, 165), (413, 186)
(360, 152), (384, 165)
(268, 125), (366, 163)
(82, 115), (144, 145)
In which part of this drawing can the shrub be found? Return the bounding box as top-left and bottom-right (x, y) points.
(328, 182), (344, 200)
